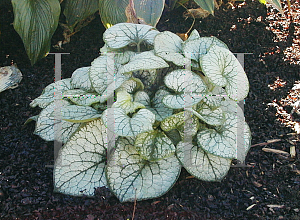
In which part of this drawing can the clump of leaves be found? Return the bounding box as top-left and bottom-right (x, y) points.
(29, 23), (251, 202)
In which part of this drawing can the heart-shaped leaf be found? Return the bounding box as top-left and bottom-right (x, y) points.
(176, 141), (231, 181)
(200, 45), (249, 101)
(135, 130), (175, 161)
(11, 0), (60, 65)
(162, 69), (207, 109)
(61, 105), (102, 123)
(197, 112), (238, 159)
(34, 101), (81, 143)
(54, 119), (107, 196)
(71, 67), (93, 91)
(102, 108), (155, 136)
(117, 77), (144, 94)
(30, 79), (72, 108)
(134, 90), (173, 121)
(63, 89), (101, 106)
(154, 31), (189, 66)
(103, 23), (159, 49)
(183, 37), (228, 63)
(118, 51), (169, 74)
(191, 102), (225, 126)
(112, 90), (145, 114)
(89, 55), (130, 95)
(106, 137), (181, 202)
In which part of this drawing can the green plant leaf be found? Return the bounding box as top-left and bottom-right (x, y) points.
(191, 102), (225, 126)
(102, 107), (155, 136)
(103, 23), (159, 49)
(135, 130), (176, 161)
(136, 89), (173, 121)
(71, 67), (93, 91)
(63, 89), (101, 106)
(11, 0), (60, 65)
(200, 45), (249, 101)
(117, 77), (144, 94)
(54, 119), (107, 196)
(30, 79), (72, 108)
(160, 111), (198, 136)
(61, 105), (102, 123)
(112, 90), (145, 114)
(193, 0), (215, 15)
(99, 0), (129, 29)
(185, 29), (201, 42)
(133, 0), (164, 27)
(160, 112), (184, 132)
(63, 0), (99, 31)
(197, 112), (238, 159)
(118, 51), (169, 74)
(176, 141), (231, 181)
(106, 137), (181, 202)
(89, 55), (130, 95)
(34, 101), (81, 143)
(162, 69), (207, 109)
(154, 31), (189, 66)
(183, 36), (228, 64)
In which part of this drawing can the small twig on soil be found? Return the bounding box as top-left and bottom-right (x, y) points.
(251, 139), (282, 147)
(131, 188), (137, 220)
(262, 148), (290, 156)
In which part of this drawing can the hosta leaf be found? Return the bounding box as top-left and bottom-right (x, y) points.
(162, 69), (207, 109)
(34, 101), (80, 143)
(200, 45), (249, 101)
(30, 79), (72, 108)
(103, 23), (159, 49)
(61, 105), (102, 123)
(154, 31), (189, 66)
(89, 55), (130, 95)
(63, 0), (99, 31)
(176, 141), (231, 181)
(106, 137), (181, 202)
(112, 90), (145, 114)
(54, 119), (107, 196)
(99, 0), (128, 29)
(135, 130), (175, 161)
(11, 0), (60, 65)
(63, 89), (101, 106)
(197, 112), (238, 159)
(183, 37), (228, 63)
(266, 0), (283, 13)
(71, 67), (93, 91)
(118, 51), (169, 74)
(102, 108), (155, 136)
(133, 0), (164, 27)
(193, 0), (215, 15)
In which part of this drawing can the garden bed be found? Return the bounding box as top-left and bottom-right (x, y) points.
(1, 0), (300, 219)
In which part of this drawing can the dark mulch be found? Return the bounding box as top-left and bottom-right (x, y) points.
(1, 0), (300, 219)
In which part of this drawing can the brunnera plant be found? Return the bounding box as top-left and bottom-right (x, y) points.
(29, 23), (251, 202)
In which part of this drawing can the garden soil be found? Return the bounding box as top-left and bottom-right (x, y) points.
(1, 0), (300, 219)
